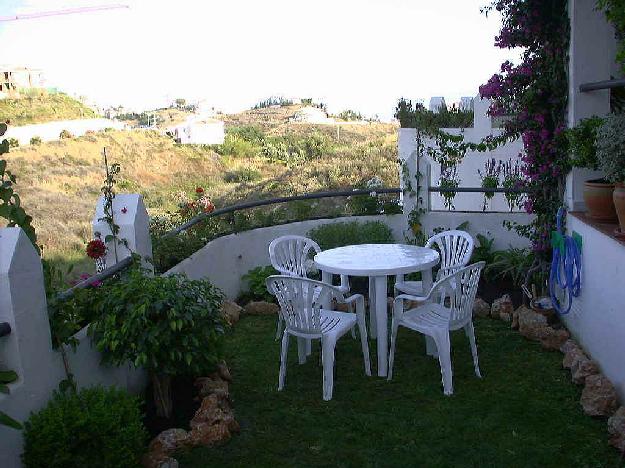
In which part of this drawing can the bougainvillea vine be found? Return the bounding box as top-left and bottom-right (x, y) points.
(479, 0), (569, 259)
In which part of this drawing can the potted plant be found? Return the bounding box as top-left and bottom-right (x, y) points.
(596, 113), (625, 236)
(567, 116), (617, 221)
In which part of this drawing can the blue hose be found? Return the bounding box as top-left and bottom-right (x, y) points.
(549, 207), (582, 315)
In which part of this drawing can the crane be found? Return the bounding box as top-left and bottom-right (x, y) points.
(0, 4), (129, 22)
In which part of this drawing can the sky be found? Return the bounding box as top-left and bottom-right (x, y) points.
(0, 0), (514, 119)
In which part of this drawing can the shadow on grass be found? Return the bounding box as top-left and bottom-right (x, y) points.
(179, 316), (623, 468)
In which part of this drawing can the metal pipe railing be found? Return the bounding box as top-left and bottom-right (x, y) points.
(56, 256), (134, 301)
(579, 78), (625, 92)
(163, 188), (402, 237)
(0, 322), (11, 338)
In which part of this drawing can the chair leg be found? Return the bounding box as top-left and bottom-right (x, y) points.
(275, 316), (283, 341)
(357, 315), (371, 376)
(387, 319), (399, 381)
(348, 301), (357, 339)
(321, 337), (336, 401)
(465, 321), (482, 378)
(433, 331), (453, 395)
(297, 337), (307, 364)
(278, 332), (289, 391)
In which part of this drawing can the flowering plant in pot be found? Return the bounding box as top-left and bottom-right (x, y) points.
(566, 116), (616, 221)
(596, 113), (625, 236)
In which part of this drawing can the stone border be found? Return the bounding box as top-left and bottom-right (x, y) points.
(474, 296), (625, 454)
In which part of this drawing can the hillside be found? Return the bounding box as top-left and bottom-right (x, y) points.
(0, 93), (98, 126)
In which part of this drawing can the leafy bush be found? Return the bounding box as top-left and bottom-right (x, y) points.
(224, 167), (262, 183)
(395, 98), (473, 130)
(308, 220), (394, 251)
(253, 96), (293, 109)
(241, 265), (278, 303)
(88, 268), (226, 418)
(214, 134), (260, 158)
(227, 125), (265, 143)
(22, 386), (147, 468)
(486, 247), (535, 286)
(29, 135), (42, 146)
(59, 129), (74, 139)
(566, 116), (603, 170)
(596, 112), (625, 183)
(7, 137), (19, 148)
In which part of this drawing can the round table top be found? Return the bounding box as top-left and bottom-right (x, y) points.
(314, 244), (439, 276)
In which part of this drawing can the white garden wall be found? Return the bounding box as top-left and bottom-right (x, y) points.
(165, 212), (532, 299)
(565, 217), (625, 401)
(0, 228), (146, 468)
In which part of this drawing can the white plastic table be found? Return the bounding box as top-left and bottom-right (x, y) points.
(314, 244), (439, 377)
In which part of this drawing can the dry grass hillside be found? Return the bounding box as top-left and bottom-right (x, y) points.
(5, 112), (398, 275)
(0, 93), (98, 125)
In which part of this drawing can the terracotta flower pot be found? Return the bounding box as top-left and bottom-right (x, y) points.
(613, 183), (625, 235)
(583, 179), (617, 222)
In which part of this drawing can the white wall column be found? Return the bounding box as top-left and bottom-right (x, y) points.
(92, 193), (153, 271)
(566, 0), (617, 211)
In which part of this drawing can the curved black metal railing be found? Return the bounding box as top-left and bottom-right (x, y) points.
(163, 187), (403, 237)
(56, 256), (134, 301)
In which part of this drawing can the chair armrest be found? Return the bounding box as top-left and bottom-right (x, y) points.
(393, 293), (431, 319)
(343, 293), (365, 316)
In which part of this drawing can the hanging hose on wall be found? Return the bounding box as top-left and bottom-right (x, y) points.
(549, 207), (582, 315)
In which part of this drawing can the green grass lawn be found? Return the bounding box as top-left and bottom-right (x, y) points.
(179, 315), (623, 468)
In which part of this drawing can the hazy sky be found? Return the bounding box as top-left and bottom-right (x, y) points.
(0, 0), (513, 118)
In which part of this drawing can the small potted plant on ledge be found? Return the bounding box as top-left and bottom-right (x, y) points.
(596, 113), (625, 237)
(567, 116), (617, 222)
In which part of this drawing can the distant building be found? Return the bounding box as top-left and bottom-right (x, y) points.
(290, 106), (334, 124)
(169, 117), (225, 145)
(429, 97), (447, 113)
(0, 66), (45, 98)
(460, 97), (474, 112)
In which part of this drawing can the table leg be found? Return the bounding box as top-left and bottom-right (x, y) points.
(374, 275), (388, 377)
(422, 268), (434, 293)
(368, 276), (377, 339)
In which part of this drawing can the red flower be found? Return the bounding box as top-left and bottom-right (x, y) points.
(196, 187), (204, 194)
(86, 239), (106, 259)
(121, 207), (127, 214)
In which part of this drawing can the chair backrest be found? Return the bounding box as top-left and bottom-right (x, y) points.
(269, 235), (321, 278)
(266, 275), (344, 335)
(429, 262), (484, 329)
(425, 230), (474, 281)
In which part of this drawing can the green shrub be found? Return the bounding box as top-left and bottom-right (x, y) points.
(7, 137), (19, 148)
(29, 135), (42, 146)
(88, 268), (225, 418)
(241, 265), (279, 303)
(214, 134), (260, 158)
(22, 386), (147, 468)
(223, 167), (262, 183)
(308, 220), (394, 251)
(596, 112), (625, 183)
(566, 116), (603, 170)
(59, 129), (74, 139)
(227, 125), (265, 143)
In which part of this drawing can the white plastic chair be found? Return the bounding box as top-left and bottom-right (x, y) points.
(269, 235), (350, 340)
(266, 275), (371, 401)
(388, 262), (485, 395)
(394, 230), (474, 296)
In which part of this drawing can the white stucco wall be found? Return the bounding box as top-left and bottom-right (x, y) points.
(165, 212), (532, 299)
(4, 118), (125, 146)
(565, 216), (625, 401)
(0, 228), (145, 468)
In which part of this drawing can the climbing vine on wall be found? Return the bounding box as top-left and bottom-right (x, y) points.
(479, 0), (569, 259)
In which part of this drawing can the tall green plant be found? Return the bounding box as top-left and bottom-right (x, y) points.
(88, 268), (225, 418)
(0, 123), (38, 249)
(597, 0), (625, 73)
